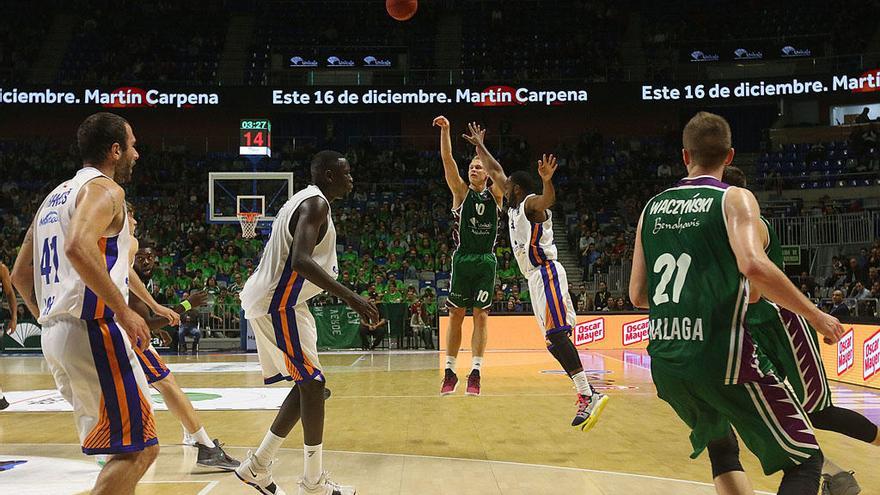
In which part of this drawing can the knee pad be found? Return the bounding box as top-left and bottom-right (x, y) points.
(707, 430), (743, 478)
(545, 328), (582, 376)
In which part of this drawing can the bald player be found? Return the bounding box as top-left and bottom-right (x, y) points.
(235, 151), (379, 495)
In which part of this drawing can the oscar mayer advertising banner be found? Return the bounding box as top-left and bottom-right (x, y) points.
(823, 324), (880, 390)
(439, 314), (650, 351)
(441, 315), (879, 390)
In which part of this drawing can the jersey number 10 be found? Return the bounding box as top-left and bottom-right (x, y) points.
(652, 253), (691, 305)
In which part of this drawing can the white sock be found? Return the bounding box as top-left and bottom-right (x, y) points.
(445, 355), (456, 370)
(190, 427), (215, 448)
(303, 443), (323, 485)
(471, 356), (483, 372)
(572, 371), (592, 396)
(254, 431), (285, 467)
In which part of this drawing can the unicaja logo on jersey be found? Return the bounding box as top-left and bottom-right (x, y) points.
(574, 318), (605, 346)
(864, 330), (880, 380)
(39, 211), (60, 226)
(837, 328), (855, 376)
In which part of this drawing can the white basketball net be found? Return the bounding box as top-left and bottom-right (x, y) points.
(238, 212), (261, 238)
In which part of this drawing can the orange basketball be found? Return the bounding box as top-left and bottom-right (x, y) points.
(386, 0), (418, 21)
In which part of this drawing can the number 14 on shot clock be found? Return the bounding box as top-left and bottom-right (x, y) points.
(240, 118), (271, 157)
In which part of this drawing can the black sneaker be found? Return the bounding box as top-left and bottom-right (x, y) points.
(822, 471), (861, 495)
(196, 439), (240, 471)
(0, 396), (8, 410)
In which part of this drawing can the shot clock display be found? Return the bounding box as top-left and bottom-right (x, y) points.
(239, 118), (271, 157)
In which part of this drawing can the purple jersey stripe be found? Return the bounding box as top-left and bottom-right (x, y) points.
(547, 262), (568, 327)
(106, 319), (146, 448)
(85, 319), (124, 449)
(269, 251), (295, 310)
(674, 176), (731, 189)
(753, 377), (819, 448)
(778, 308), (827, 412)
(539, 264), (561, 329)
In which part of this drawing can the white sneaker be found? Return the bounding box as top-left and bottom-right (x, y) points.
(235, 451), (286, 495)
(298, 472), (355, 495)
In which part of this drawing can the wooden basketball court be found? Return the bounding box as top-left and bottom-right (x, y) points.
(1, 349), (877, 494)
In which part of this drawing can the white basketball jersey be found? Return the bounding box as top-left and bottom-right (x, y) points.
(240, 185), (338, 318)
(508, 194), (558, 276)
(33, 167), (131, 323)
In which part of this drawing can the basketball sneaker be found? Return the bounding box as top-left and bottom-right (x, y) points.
(440, 369), (458, 395)
(196, 439), (240, 470)
(465, 370), (481, 396)
(297, 472), (355, 495)
(0, 396), (8, 410)
(822, 471), (861, 495)
(235, 451), (286, 495)
(571, 387), (609, 432)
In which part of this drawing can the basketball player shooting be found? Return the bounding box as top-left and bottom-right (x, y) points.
(433, 115), (503, 396)
(462, 123), (610, 432)
(235, 150), (379, 495)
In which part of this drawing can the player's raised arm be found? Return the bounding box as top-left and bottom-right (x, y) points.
(724, 186), (843, 342)
(1, 262), (18, 334)
(433, 115), (468, 205)
(66, 179), (150, 349)
(524, 154), (558, 216)
(462, 122), (507, 199)
(629, 215), (649, 309)
(10, 224), (39, 321)
(290, 196), (379, 323)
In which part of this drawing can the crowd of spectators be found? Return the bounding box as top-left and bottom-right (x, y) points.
(0, 2), (50, 84)
(811, 242), (880, 318)
(759, 132), (880, 193)
(3, 128), (879, 337)
(56, 0), (227, 85)
(640, 0), (880, 80)
(460, 0), (626, 83)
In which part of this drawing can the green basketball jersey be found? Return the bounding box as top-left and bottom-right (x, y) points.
(641, 176), (750, 384)
(452, 188), (499, 255)
(745, 218), (784, 329)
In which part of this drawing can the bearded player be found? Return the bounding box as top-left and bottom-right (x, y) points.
(235, 151), (379, 495)
(433, 115), (502, 396)
(462, 123), (609, 431)
(11, 112), (158, 495)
